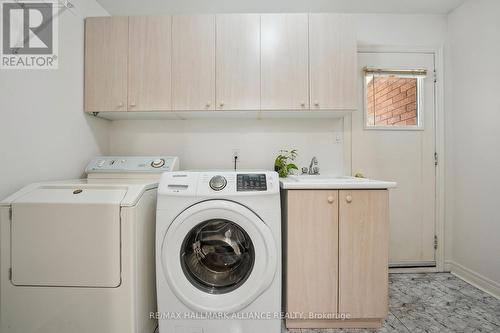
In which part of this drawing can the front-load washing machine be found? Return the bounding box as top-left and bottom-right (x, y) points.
(156, 171), (281, 333)
(0, 156), (179, 333)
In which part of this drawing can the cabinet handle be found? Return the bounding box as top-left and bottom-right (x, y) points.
(346, 195), (353, 203)
(118, 102), (124, 107)
(300, 101), (305, 107)
(219, 101), (224, 107)
(206, 101), (211, 108)
(314, 101), (320, 107)
(327, 196), (334, 204)
(130, 102), (136, 107)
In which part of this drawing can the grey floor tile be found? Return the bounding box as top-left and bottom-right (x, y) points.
(433, 273), (472, 291)
(389, 273), (461, 308)
(392, 302), (500, 333)
(458, 284), (500, 313)
(390, 273), (500, 333)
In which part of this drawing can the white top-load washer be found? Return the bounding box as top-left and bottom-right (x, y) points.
(156, 171), (281, 333)
(0, 156), (179, 333)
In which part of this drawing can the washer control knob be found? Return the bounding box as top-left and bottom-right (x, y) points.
(209, 175), (227, 191)
(151, 158), (165, 168)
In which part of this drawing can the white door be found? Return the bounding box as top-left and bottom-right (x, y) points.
(351, 52), (436, 267)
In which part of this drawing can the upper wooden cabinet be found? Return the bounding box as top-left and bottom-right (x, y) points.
(85, 14), (358, 114)
(216, 14), (261, 110)
(172, 15), (216, 111)
(309, 14), (358, 110)
(128, 16), (172, 111)
(85, 17), (128, 112)
(85, 16), (172, 112)
(261, 14), (309, 110)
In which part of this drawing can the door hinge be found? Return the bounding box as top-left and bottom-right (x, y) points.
(434, 235), (438, 250)
(434, 152), (439, 166)
(434, 69), (437, 83)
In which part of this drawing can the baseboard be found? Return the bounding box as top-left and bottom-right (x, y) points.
(444, 260), (453, 272)
(389, 267), (440, 274)
(446, 260), (500, 299)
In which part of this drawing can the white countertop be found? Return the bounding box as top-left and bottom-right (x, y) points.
(279, 175), (397, 190)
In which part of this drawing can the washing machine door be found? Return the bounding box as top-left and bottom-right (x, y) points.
(161, 200), (277, 313)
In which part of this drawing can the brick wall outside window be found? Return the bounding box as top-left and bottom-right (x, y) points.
(366, 76), (418, 126)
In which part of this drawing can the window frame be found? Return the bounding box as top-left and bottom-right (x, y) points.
(363, 68), (427, 131)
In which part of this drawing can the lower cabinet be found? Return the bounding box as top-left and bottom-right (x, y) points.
(284, 189), (389, 329)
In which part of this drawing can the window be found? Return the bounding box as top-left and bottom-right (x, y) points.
(364, 68), (426, 129)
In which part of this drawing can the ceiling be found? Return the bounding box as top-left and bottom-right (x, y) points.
(96, 0), (468, 16)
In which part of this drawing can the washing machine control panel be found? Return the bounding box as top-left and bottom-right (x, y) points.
(158, 171), (279, 197)
(85, 156), (179, 174)
(237, 174), (267, 191)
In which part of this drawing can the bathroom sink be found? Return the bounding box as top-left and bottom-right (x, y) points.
(280, 175), (397, 189)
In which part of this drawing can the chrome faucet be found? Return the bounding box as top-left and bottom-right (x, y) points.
(302, 156), (320, 175)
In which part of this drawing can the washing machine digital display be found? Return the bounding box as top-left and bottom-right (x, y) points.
(237, 174), (267, 191)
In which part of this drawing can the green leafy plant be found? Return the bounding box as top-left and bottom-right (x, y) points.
(274, 149), (298, 178)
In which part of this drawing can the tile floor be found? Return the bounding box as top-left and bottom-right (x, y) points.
(285, 273), (500, 333)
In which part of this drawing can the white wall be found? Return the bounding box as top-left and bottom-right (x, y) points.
(354, 14), (446, 47)
(446, 0), (500, 294)
(0, 1), (110, 200)
(109, 13), (447, 174)
(110, 119), (344, 173)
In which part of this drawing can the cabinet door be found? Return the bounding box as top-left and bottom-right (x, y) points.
(339, 190), (389, 319)
(85, 17), (128, 112)
(128, 16), (172, 111)
(216, 14), (260, 110)
(172, 15), (216, 111)
(261, 14), (309, 110)
(309, 14), (357, 110)
(287, 190), (338, 320)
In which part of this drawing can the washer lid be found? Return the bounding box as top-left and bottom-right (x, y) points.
(12, 185), (128, 205)
(1, 181), (157, 207)
(161, 200), (278, 313)
(11, 186), (127, 287)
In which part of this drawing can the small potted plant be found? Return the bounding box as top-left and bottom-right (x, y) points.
(274, 149), (298, 178)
